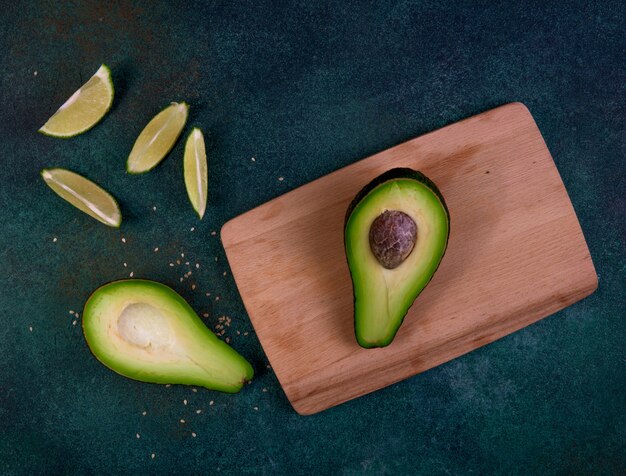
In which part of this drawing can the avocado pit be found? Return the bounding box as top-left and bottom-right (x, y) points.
(369, 210), (417, 269)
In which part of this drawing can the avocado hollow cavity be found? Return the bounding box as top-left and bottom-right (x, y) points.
(117, 303), (174, 350)
(369, 210), (417, 269)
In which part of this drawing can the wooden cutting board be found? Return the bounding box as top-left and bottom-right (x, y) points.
(221, 103), (597, 415)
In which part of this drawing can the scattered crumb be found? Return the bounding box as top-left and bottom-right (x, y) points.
(266, 365), (271, 369)
(180, 278), (183, 282)
(136, 433), (140, 439)
(192, 388), (197, 393)
(130, 272), (134, 278)
(253, 406), (258, 411)
(181, 253), (185, 258)
(211, 231), (216, 236)
(225, 338), (230, 343)
(209, 400), (214, 406)
(152, 206), (157, 211)
(278, 177), (284, 182)
(69, 310), (75, 315)
(236, 331), (240, 335)
(183, 399), (187, 405)
(185, 262), (190, 266)
(180, 419), (185, 423)
(190, 227), (195, 232)
(34, 70), (38, 76)
(192, 432), (197, 437)
(195, 263), (200, 269)
(203, 313), (209, 318)
(154, 247), (159, 252)
(196, 409), (202, 414)
(215, 296), (220, 302)
(75, 313), (79, 318)
(262, 388), (267, 392)
(151, 453), (155, 460)
(244, 332), (249, 336)
(214, 257), (218, 262)
(121, 237), (126, 243)
(191, 284), (196, 290)
(142, 411), (147, 416)
(176, 259), (181, 265)
(169, 263), (174, 267)
(123, 262), (128, 267)
(52, 237), (57, 242)
(29, 326), (33, 332)
(72, 320), (77, 326)
(251, 157), (256, 162)
(206, 293), (211, 297)
(165, 384), (171, 388)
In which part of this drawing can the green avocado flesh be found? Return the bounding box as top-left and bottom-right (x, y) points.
(345, 168), (450, 348)
(82, 280), (253, 393)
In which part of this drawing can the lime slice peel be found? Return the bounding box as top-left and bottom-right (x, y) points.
(184, 128), (208, 219)
(41, 168), (122, 227)
(127, 102), (189, 174)
(39, 65), (114, 138)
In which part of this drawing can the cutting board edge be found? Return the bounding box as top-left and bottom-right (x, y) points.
(289, 264), (598, 415)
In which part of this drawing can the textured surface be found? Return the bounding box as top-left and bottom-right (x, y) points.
(0, 0), (623, 474)
(222, 103), (598, 415)
(369, 210), (419, 270)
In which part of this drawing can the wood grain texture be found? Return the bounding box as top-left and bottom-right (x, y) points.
(222, 103), (597, 415)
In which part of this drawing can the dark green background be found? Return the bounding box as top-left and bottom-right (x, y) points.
(1, 1), (624, 474)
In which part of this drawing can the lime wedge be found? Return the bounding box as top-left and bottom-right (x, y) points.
(184, 128), (208, 219)
(41, 168), (122, 227)
(39, 65), (114, 138)
(127, 102), (189, 174)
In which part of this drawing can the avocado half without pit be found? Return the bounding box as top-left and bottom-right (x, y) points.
(82, 279), (253, 393)
(344, 168), (450, 348)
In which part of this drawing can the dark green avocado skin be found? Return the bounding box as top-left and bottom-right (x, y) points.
(344, 167), (451, 348)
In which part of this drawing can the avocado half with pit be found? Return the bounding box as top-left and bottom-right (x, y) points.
(344, 168), (450, 348)
(83, 279), (253, 392)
